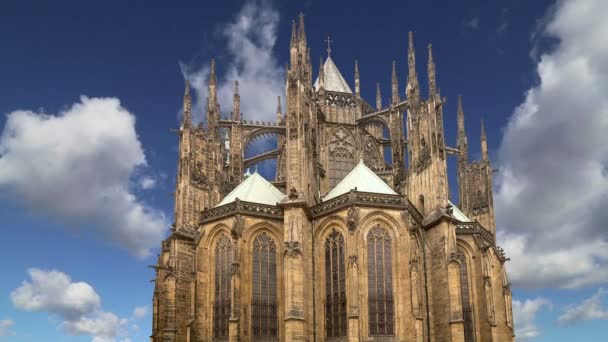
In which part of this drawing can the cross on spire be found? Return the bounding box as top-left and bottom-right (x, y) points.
(325, 35), (333, 57)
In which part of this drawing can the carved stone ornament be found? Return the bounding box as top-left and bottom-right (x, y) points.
(329, 127), (355, 158)
(230, 215), (244, 240)
(231, 262), (240, 277)
(348, 255), (358, 269)
(362, 136), (380, 169)
(190, 161), (210, 190)
(288, 187), (298, 200)
(289, 112), (298, 140)
(283, 241), (302, 258)
(346, 206), (359, 233)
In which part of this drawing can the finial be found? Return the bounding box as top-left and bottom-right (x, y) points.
(408, 31), (415, 52)
(325, 35), (333, 57)
(354, 60), (360, 95)
(427, 43), (437, 99)
(392, 60), (399, 104)
(234, 80), (239, 94)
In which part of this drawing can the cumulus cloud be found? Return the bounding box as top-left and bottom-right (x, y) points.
(131, 306), (148, 320)
(181, 0), (284, 124)
(0, 319), (14, 337)
(0, 96), (167, 257)
(495, 0), (608, 288)
(513, 297), (551, 340)
(558, 288), (608, 325)
(11, 268), (130, 342)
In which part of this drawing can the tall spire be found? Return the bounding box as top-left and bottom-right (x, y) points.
(457, 95), (468, 151)
(232, 80), (240, 121)
(298, 12), (307, 47)
(376, 82), (382, 110)
(182, 80), (192, 128)
(290, 20), (297, 47)
(318, 56), (325, 89)
(276, 96), (282, 123)
(354, 60), (360, 96)
(406, 31), (420, 102)
(427, 43), (437, 100)
(481, 119), (488, 161)
(391, 60), (399, 104)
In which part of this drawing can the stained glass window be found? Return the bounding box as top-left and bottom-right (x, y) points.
(325, 231), (347, 337)
(367, 225), (394, 336)
(252, 233), (278, 340)
(459, 252), (475, 342)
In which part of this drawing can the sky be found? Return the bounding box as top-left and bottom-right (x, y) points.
(1, 0), (607, 340)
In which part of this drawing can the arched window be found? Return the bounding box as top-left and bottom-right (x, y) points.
(367, 225), (394, 336)
(252, 233), (278, 339)
(328, 127), (355, 187)
(325, 230), (347, 338)
(213, 235), (233, 340)
(458, 252), (475, 342)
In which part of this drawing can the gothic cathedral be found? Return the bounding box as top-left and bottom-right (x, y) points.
(151, 14), (515, 342)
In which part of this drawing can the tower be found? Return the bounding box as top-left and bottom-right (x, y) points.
(405, 32), (449, 215)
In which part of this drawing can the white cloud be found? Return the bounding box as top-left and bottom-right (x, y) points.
(11, 268), (100, 320)
(131, 306), (148, 320)
(558, 288), (608, 325)
(182, 0), (284, 124)
(11, 268), (130, 342)
(0, 319), (14, 337)
(138, 176), (156, 190)
(495, 0), (608, 288)
(0, 96), (167, 257)
(513, 297), (551, 340)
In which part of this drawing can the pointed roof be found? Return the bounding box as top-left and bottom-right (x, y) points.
(323, 160), (397, 201)
(216, 171), (285, 207)
(449, 200), (471, 222)
(314, 56), (353, 94)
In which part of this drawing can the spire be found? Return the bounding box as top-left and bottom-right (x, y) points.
(376, 82), (382, 110)
(391, 60), (399, 104)
(276, 96), (282, 123)
(182, 80), (192, 128)
(298, 12), (307, 47)
(318, 56), (325, 89)
(406, 31), (420, 102)
(457, 95), (468, 151)
(427, 43), (437, 99)
(290, 20), (297, 47)
(232, 80), (240, 121)
(209, 58), (217, 108)
(354, 60), (360, 95)
(481, 119), (488, 161)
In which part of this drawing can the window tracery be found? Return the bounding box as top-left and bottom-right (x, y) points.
(325, 230), (347, 338)
(213, 235), (233, 340)
(367, 225), (394, 336)
(252, 232), (278, 339)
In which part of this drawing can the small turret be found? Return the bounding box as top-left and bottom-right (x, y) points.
(318, 57), (325, 89)
(276, 96), (283, 123)
(392, 60), (399, 104)
(427, 43), (437, 100)
(354, 60), (360, 96)
(376, 82), (382, 110)
(181, 81), (192, 129)
(232, 80), (240, 121)
(481, 119), (488, 161)
(406, 31), (420, 103)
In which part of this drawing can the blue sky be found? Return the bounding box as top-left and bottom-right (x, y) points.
(1, 0), (607, 341)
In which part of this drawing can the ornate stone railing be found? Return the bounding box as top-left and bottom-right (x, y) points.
(311, 191), (405, 218)
(201, 199), (283, 223)
(456, 221), (495, 244)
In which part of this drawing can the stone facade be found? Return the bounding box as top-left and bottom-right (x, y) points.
(151, 13), (514, 342)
